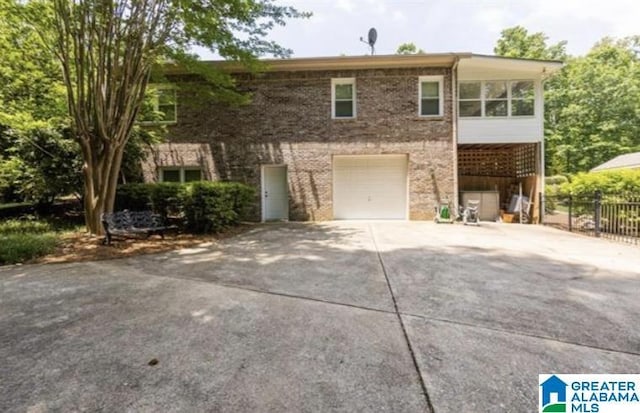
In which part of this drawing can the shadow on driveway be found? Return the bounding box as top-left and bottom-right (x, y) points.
(1, 222), (639, 412)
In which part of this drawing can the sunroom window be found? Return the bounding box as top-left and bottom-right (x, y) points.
(459, 82), (482, 117)
(511, 81), (535, 116)
(459, 80), (535, 118)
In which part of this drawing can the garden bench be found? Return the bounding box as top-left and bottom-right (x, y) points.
(101, 210), (174, 245)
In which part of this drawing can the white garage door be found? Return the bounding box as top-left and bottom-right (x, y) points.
(333, 155), (408, 219)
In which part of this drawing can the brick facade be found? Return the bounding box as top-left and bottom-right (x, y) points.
(143, 66), (455, 221)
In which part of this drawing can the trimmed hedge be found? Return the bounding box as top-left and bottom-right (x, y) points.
(115, 181), (255, 233)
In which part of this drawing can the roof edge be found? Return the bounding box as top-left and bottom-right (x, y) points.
(164, 52), (564, 74)
(212, 53), (471, 72)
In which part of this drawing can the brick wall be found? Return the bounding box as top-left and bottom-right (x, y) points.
(143, 67), (455, 221)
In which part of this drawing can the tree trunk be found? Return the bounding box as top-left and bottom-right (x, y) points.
(81, 143), (126, 236)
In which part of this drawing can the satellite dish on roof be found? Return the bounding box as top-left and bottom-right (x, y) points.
(359, 27), (377, 55)
(368, 28), (377, 47)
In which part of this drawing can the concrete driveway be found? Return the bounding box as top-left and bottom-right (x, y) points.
(1, 222), (639, 412)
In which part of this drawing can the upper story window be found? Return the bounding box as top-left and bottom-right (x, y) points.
(159, 167), (202, 183)
(332, 78), (356, 119)
(510, 81), (535, 116)
(142, 85), (177, 124)
(459, 80), (535, 118)
(485, 81), (508, 116)
(419, 76), (444, 117)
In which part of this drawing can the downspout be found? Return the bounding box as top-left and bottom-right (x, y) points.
(451, 57), (460, 212)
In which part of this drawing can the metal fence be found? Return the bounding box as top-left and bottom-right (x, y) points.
(543, 191), (640, 245)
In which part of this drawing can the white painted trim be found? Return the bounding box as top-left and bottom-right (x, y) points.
(418, 75), (444, 117)
(331, 78), (356, 119)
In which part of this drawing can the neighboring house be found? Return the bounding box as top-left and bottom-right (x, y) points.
(591, 152), (640, 172)
(142, 53), (562, 222)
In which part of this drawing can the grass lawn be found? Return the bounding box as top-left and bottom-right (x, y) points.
(0, 220), (61, 265)
(0, 216), (251, 266)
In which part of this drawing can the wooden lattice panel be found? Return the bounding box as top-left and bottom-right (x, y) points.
(514, 144), (537, 177)
(458, 144), (537, 178)
(458, 148), (514, 177)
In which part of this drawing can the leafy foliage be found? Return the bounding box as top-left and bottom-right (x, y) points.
(181, 182), (255, 233)
(115, 181), (255, 233)
(0, 219), (53, 234)
(115, 182), (182, 218)
(494, 26), (567, 60)
(559, 170), (640, 197)
(546, 37), (640, 174)
(0, 0), (67, 130)
(396, 43), (425, 55)
(0, 127), (82, 203)
(545, 175), (569, 186)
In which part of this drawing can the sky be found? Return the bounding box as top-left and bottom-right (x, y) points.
(235, 0), (640, 58)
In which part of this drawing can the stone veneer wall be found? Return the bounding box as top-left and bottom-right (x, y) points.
(143, 67), (455, 221)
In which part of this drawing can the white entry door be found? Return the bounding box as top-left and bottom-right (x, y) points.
(333, 155), (408, 219)
(262, 165), (288, 221)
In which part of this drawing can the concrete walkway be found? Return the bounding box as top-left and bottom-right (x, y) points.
(1, 222), (639, 412)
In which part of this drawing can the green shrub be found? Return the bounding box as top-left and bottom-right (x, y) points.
(115, 181), (255, 233)
(0, 233), (58, 265)
(0, 219), (53, 235)
(559, 170), (640, 197)
(115, 183), (152, 211)
(149, 183), (182, 219)
(180, 182), (255, 233)
(545, 175), (569, 186)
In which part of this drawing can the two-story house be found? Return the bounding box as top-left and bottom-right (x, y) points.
(141, 53), (562, 222)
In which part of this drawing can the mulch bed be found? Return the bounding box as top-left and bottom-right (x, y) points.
(34, 224), (253, 265)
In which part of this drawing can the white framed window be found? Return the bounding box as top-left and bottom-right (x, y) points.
(143, 85), (177, 124)
(419, 75), (444, 117)
(459, 82), (482, 117)
(510, 80), (535, 116)
(331, 78), (356, 119)
(484, 81), (508, 117)
(158, 167), (202, 183)
(459, 80), (535, 118)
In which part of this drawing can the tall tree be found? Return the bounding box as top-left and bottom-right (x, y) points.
(25, 0), (307, 234)
(495, 28), (640, 174)
(546, 37), (640, 173)
(494, 26), (567, 60)
(396, 42), (424, 55)
(0, 0), (67, 130)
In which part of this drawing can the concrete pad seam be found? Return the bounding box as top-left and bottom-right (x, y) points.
(368, 224), (435, 413)
(400, 312), (640, 358)
(123, 264), (398, 316)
